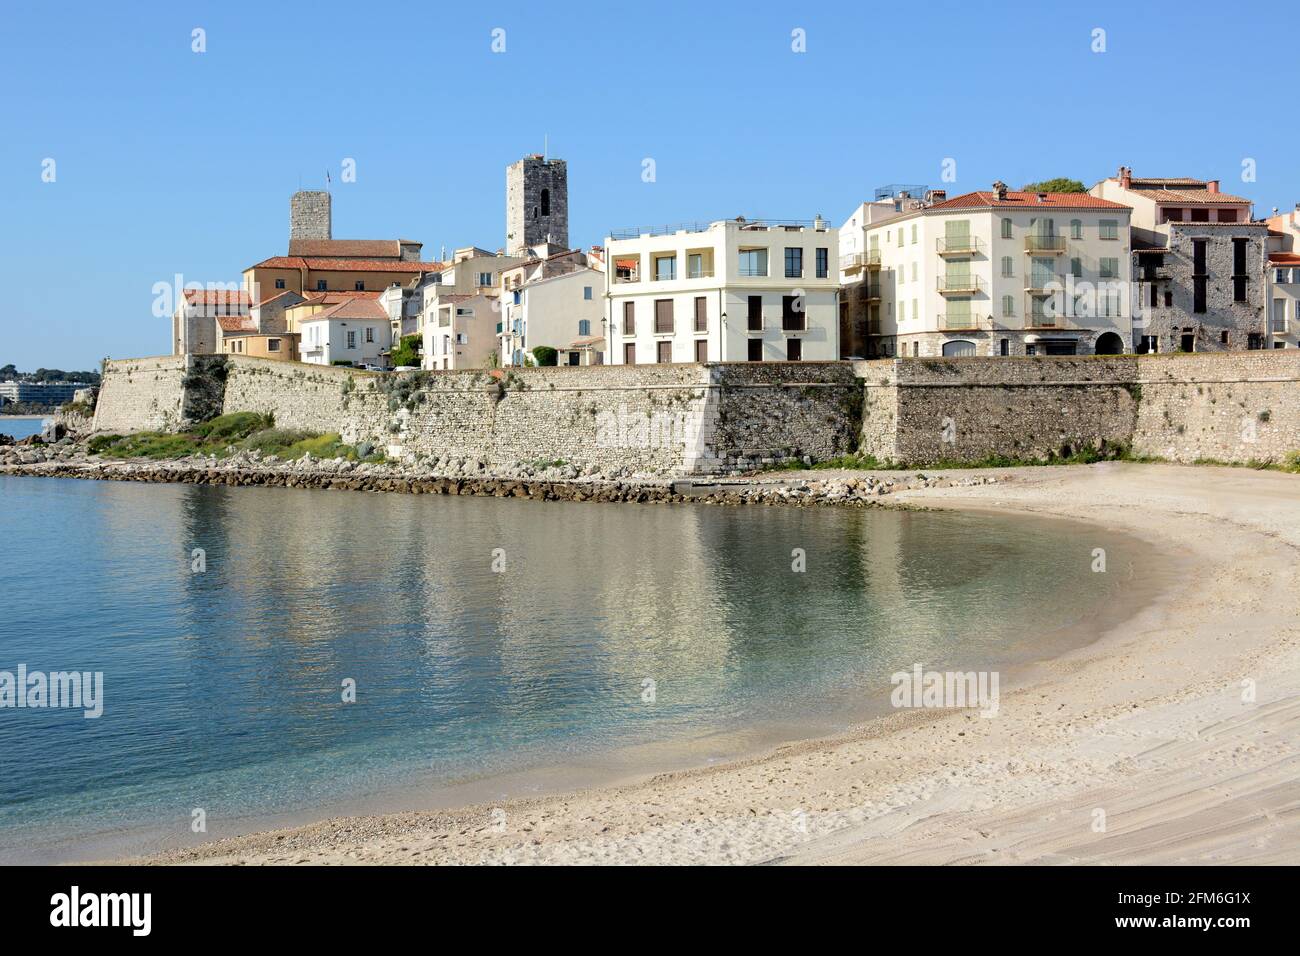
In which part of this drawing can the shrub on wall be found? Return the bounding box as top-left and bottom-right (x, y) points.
(531, 346), (558, 367)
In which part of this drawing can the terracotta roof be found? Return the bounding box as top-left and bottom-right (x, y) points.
(1143, 188), (1251, 205)
(1269, 253), (1300, 265)
(184, 289), (251, 305)
(217, 315), (256, 333)
(927, 190), (1130, 211)
(569, 335), (605, 347)
(287, 239), (404, 258)
(1128, 177), (1206, 187)
(1167, 220), (1267, 229)
(299, 298), (388, 321)
(253, 289), (303, 308)
(247, 256), (443, 272)
(299, 290), (384, 304)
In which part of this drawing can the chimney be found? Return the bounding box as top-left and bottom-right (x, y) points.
(1037, 192), (1048, 203)
(1207, 180), (1220, 194)
(1119, 166), (1132, 189)
(992, 180), (1008, 201)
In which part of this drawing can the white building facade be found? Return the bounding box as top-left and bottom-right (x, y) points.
(299, 298), (391, 367)
(498, 267), (605, 366)
(604, 218), (839, 364)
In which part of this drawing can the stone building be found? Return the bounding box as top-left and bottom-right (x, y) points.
(171, 288), (252, 355)
(290, 190), (332, 241)
(1091, 168), (1268, 352)
(506, 155), (568, 256)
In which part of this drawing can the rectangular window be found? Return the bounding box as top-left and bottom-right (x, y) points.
(747, 295), (763, 331)
(623, 342), (636, 364)
(781, 295), (805, 331)
(347, 331), (357, 349)
(478, 272), (492, 286)
(622, 300), (635, 336)
(1099, 220), (1119, 240)
(583, 286), (592, 300)
(267, 338), (280, 352)
(1232, 237), (1249, 304)
(355, 281), (365, 291)
(316, 280), (327, 291)
(1193, 240), (1207, 276)
(1194, 277), (1207, 313)
(738, 248), (768, 276)
(787, 338), (802, 361)
(1070, 257), (1082, 278)
(1001, 256), (1013, 277)
(694, 296), (707, 332)
(275, 279), (286, 289)
(1191, 208), (1209, 223)
(654, 255), (676, 281)
(784, 247), (803, 279)
(1100, 258), (1118, 278)
(910, 224), (918, 244)
(1165, 208), (1183, 222)
(694, 339), (708, 363)
(1218, 209), (1239, 223)
(1070, 220), (1083, 239)
(815, 247), (828, 278)
(654, 299), (674, 334)
(1001, 218), (1012, 239)
(747, 338), (763, 361)
(365, 327), (374, 343)
(657, 341), (672, 363)
(578, 319), (591, 336)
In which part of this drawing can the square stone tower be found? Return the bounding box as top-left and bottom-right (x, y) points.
(506, 156), (568, 256)
(290, 190), (332, 242)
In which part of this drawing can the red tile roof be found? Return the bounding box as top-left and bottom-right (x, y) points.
(299, 290), (384, 304)
(298, 298), (388, 321)
(184, 289), (252, 305)
(247, 256), (443, 273)
(287, 239), (405, 258)
(927, 190), (1130, 211)
(217, 315), (256, 333)
(1143, 188), (1251, 205)
(1269, 253), (1300, 265)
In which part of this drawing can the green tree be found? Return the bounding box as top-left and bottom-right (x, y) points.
(1021, 178), (1087, 194)
(531, 346), (558, 367)
(390, 334), (421, 367)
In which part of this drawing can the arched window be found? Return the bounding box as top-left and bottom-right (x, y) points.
(942, 340), (977, 357)
(541, 188), (550, 216)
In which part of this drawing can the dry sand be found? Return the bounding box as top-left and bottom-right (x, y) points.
(126, 462), (1300, 865)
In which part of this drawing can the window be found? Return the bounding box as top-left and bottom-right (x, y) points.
(1232, 238), (1249, 302)
(897, 229), (904, 247)
(815, 247), (828, 278)
(657, 341), (672, 363)
(738, 248), (768, 276)
(694, 339), (708, 363)
(583, 286), (593, 300)
(747, 295), (763, 331)
(1221, 331), (1230, 345)
(478, 272), (492, 287)
(1070, 257), (1082, 278)
(654, 254), (677, 281)
(623, 343), (636, 364)
(347, 331), (357, 349)
(1191, 208), (1209, 223)
(275, 279), (286, 289)
(1001, 218), (1013, 239)
(910, 224), (918, 245)
(787, 338), (802, 361)
(1070, 219), (1083, 239)
(1002, 294), (1014, 317)
(316, 280), (327, 291)
(1100, 257), (1118, 279)
(365, 327), (374, 343)
(1001, 256), (1013, 277)
(748, 338), (763, 361)
(579, 319), (591, 336)
(1000, 338), (1009, 356)
(1165, 208), (1183, 222)
(1099, 220), (1118, 240)
(355, 281), (365, 291)
(781, 295), (804, 331)
(540, 188), (550, 216)
(694, 296), (707, 332)
(622, 300), (635, 336)
(911, 263), (918, 282)
(1276, 268), (1290, 284)
(654, 299), (673, 334)
(267, 338), (280, 352)
(912, 299), (918, 321)
(784, 247), (803, 279)
(1217, 209), (1238, 223)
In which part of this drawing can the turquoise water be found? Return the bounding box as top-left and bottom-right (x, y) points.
(0, 475), (1145, 861)
(0, 418), (47, 441)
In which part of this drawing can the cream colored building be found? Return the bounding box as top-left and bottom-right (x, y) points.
(865, 185), (1133, 357)
(498, 259), (605, 367)
(421, 292), (498, 370)
(1264, 207), (1300, 349)
(299, 297), (390, 367)
(605, 218), (839, 364)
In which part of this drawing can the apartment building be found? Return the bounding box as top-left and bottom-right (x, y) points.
(1263, 206), (1300, 349)
(866, 184), (1133, 357)
(1091, 168), (1268, 352)
(421, 293), (499, 370)
(299, 297), (390, 367)
(604, 217), (838, 364)
(498, 266), (604, 366)
(839, 186), (934, 357)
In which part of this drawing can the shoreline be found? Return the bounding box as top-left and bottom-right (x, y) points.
(94, 460), (1299, 865)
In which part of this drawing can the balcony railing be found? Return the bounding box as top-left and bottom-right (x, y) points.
(1024, 235), (1067, 254)
(936, 235), (983, 255)
(937, 313), (992, 331)
(613, 271), (640, 284)
(1025, 275), (1062, 292)
(686, 269), (715, 279)
(865, 283), (882, 300)
(781, 315), (807, 332)
(936, 275), (985, 294)
(841, 250), (882, 273)
(1024, 314), (1093, 330)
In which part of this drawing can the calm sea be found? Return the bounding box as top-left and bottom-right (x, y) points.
(0, 475), (1148, 861)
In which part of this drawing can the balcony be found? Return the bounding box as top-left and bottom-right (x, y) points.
(936, 236), (983, 256)
(1024, 314), (1087, 330)
(865, 283), (882, 301)
(936, 275), (985, 295)
(1024, 275), (1062, 293)
(686, 269), (715, 280)
(841, 250), (882, 274)
(1024, 235), (1067, 254)
(937, 313), (992, 331)
(613, 270), (640, 284)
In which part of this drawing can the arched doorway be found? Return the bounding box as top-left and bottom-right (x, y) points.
(1094, 332), (1124, 355)
(942, 340), (977, 357)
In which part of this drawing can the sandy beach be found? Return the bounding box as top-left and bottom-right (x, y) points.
(123, 462), (1299, 865)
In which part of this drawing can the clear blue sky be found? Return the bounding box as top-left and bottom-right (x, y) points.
(0, 0), (1288, 370)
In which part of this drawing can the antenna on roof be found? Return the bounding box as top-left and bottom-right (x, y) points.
(543, 134), (548, 161)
